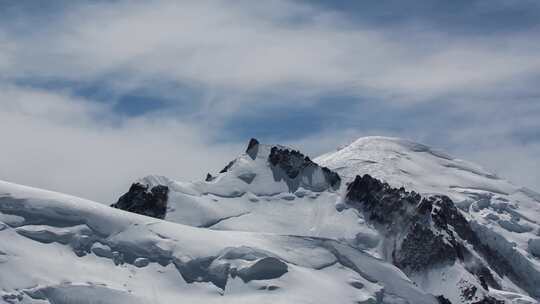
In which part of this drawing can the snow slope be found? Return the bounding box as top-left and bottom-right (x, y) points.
(0, 179), (436, 304)
(136, 143), (365, 243)
(133, 137), (540, 303)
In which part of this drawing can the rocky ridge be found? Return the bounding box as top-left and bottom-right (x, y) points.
(111, 183), (169, 219)
(345, 174), (518, 303)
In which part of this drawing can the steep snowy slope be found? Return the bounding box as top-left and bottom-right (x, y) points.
(0, 179), (436, 304)
(317, 137), (540, 303)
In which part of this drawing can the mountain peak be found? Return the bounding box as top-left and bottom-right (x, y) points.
(245, 138), (260, 160)
(337, 136), (452, 158)
(199, 139), (341, 196)
(317, 136), (504, 199)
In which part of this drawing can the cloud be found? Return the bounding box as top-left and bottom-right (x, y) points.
(0, 0), (539, 197)
(453, 140), (540, 192)
(0, 85), (240, 203)
(2, 0), (540, 105)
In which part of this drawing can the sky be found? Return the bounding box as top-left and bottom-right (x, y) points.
(1, 0), (539, 203)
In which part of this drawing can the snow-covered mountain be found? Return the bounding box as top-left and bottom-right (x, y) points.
(1, 137), (539, 304)
(317, 137), (540, 303)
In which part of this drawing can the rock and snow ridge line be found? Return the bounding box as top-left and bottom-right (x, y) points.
(0, 179), (437, 304)
(2, 136), (540, 304)
(110, 137), (540, 303)
(112, 138), (342, 219)
(111, 183), (169, 219)
(119, 137), (537, 301)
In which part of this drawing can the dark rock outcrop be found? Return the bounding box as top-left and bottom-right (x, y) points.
(394, 222), (456, 272)
(246, 138), (259, 160)
(209, 138), (341, 192)
(219, 160), (235, 174)
(345, 174), (505, 301)
(268, 146), (341, 191)
(268, 147), (310, 179)
(111, 183), (169, 219)
(436, 295), (452, 304)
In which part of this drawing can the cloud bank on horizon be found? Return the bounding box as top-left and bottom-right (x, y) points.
(1, 0), (539, 202)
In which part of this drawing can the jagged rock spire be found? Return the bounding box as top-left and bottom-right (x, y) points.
(111, 183), (169, 219)
(246, 138), (259, 160)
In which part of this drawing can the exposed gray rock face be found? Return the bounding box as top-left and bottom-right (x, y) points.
(436, 295), (452, 304)
(268, 146), (341, 192)
(209, 138), (341, 193)
(395, 221), (456, 272)
(246, 138), (259, 160)
(345, 174), (510, 302)
(110, 183), (169, 219)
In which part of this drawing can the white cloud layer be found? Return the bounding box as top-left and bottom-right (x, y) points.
(0, 0), (539, 199)
(2, 0), (540, 105)
(0, 85), (240, 203)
